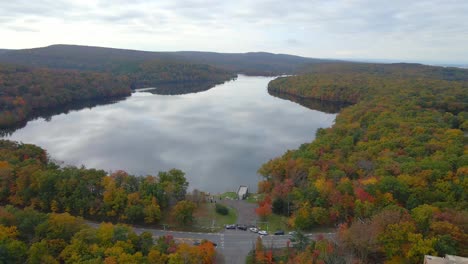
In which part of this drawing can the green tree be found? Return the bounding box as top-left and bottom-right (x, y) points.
(144, 197), (162, 224)
(171, 201), (196, 226)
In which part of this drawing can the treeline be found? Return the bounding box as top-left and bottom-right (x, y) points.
(128, 60), (235, 89)
(258, 63), (468, 263)
(0, 64), (131, 128)
(0, 206), (216, 264)
(0, 139), (201, 226)
(269, 63), (468, 108)
(0, 60), (236, 128)
(0, 44), (332, 76)
(268, 90), (350, 114)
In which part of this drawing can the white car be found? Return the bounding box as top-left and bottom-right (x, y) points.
(258, 230), (268, 235)
(249, 227), (258, 233)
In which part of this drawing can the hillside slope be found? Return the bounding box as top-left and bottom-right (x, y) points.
(259, 63), (468, 263)
(0, 44), (332, 75)
(0, 64), (131, 128)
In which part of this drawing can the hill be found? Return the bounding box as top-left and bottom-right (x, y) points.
(259, 63), (468, 263)
(0, 44), (332, 75)
(173, 51), (332, 75)
(0, 64), (131, 128)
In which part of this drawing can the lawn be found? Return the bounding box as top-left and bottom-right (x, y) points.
(256, 214), (335, 234)
(191, 202), (237, 232)
(245, 193), (263, 204)
(217, 191), (238, 200)
(155, 201), (238, 232)
(256, 213), (290, 233)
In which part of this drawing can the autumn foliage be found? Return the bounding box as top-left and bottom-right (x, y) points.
(0, 206), (216, 263)
(258, 63), (468, 263)
(255, 195), (272, 219)
(0, 140), (190, 225)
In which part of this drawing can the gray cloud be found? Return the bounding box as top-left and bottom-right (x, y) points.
(0, 0), (467, 62)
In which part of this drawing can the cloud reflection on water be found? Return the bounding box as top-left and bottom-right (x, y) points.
(5, 76), (336, 192)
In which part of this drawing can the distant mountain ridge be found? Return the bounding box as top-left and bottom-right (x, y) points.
(172, 50), (334, 75)
(0, 44), (333, 75)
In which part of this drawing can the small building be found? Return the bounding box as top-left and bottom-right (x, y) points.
(424, 255), (468, 264)
(237, 185), (248, 200)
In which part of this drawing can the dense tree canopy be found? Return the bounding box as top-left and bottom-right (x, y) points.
(0, 64), (131, 128)
(0, 44), (330, 76)
(0, 140), (192, 225)
(260, 63), (468, 263)
(0, 206), (216, 264)
(0, 60), (236, 128)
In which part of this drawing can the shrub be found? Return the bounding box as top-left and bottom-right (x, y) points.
(215, 204), (229, 215)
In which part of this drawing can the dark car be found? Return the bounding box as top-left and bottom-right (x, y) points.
(225, 224), (236, 229)
(237, 224), (247, 230)
(274, 230), (285, 235)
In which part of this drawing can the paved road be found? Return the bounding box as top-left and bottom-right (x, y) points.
(87, 221), (335, 264)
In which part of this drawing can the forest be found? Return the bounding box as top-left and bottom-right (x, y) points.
(0, 44), (337, 129)
(0, 139), (218, 262)
(0, 59), (235, 128)
(259, 63), (468, 263)
(0, 64), (131, 128)
(0, 44), (331, 76)
(0, 140), (203, 226)
(0, 206), (216, 263)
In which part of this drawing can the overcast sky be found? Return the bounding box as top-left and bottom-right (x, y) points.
(1, 0), (467, 63)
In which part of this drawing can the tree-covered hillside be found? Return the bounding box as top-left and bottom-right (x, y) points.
(0, 140), (219, 263)
(0, 64), (131, 128)
(173, 51), (334, 76)
(0, 44), (333, 76)
(259, 63), (468, 263)
(0, 44), (337, 129)
(0, 140), (198, 225)
(129, 60), (235, 89)
(0, 59), (235, 128)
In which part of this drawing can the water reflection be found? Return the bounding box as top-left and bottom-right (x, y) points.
(3, 76), (337, 193)
(142, 81), (229, 95)
(268, 90), (350, 114)
(0, 96), (129, 137)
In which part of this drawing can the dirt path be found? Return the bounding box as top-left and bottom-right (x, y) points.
(221, 199), (258, 225)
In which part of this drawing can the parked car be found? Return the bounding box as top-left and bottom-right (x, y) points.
(249, 227), (259, 233)
(274, 230), (285, 235)
(237, 224), (247, 230)
(258, 230), (268, 235)
(193, 240), (201, 246)
(225, 224), (236, 229)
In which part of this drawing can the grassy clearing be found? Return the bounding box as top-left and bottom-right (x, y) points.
(245, 193), (263, 203)
(256, 214), (335, 234)
(158, 202), (237, 232)
(192, 202), (237, 232)
(218, 191), (238, 200)
(257, 213), (290, 232)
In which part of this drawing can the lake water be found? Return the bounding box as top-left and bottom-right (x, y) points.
(4, 75), (337, 193)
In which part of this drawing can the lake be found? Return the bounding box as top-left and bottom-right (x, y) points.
(3, 75), (337, 193)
